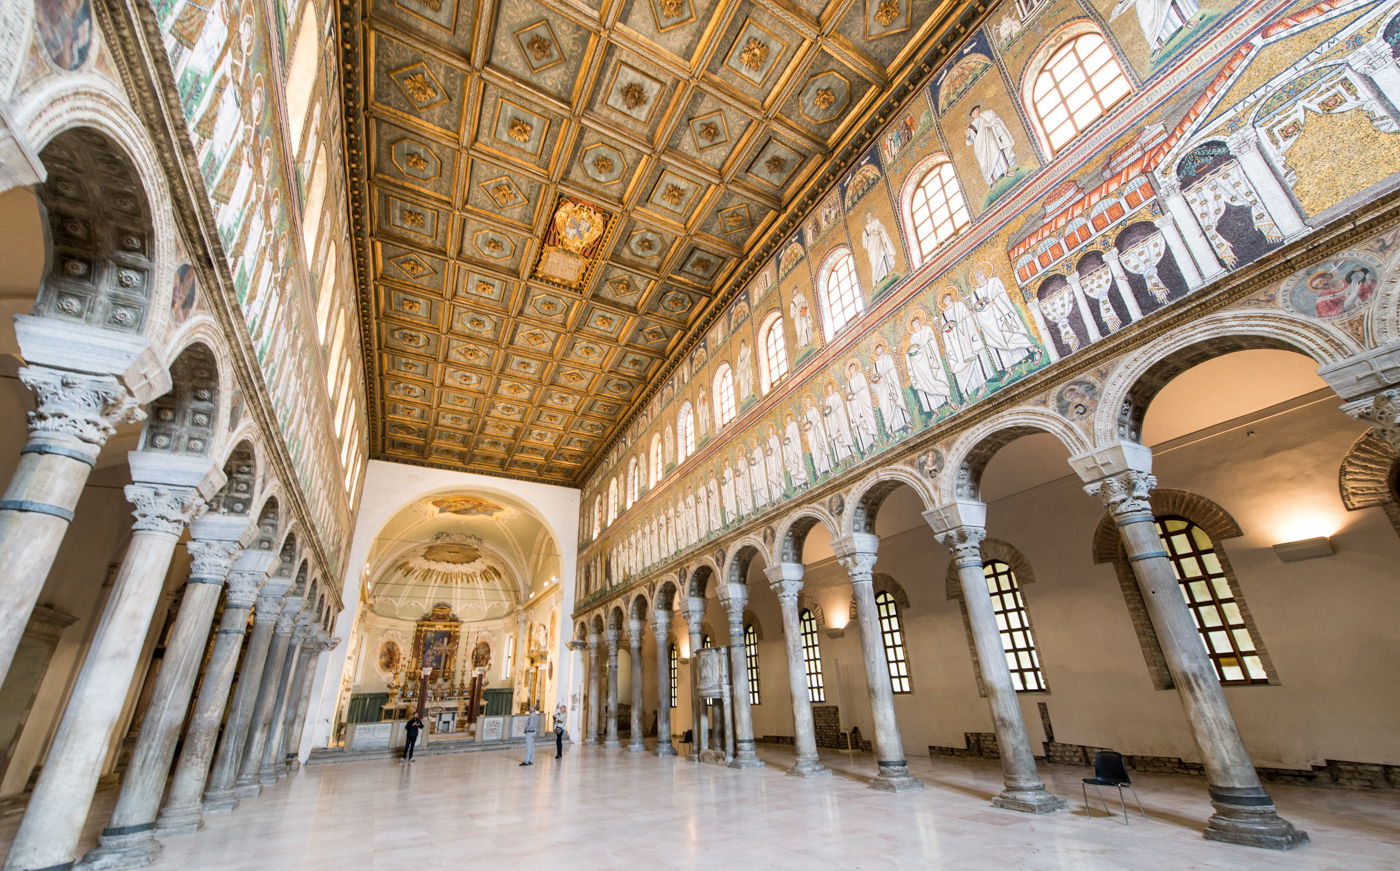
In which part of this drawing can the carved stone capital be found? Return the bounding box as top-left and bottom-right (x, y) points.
(936, 525), (986, 562)
(224, 570), (264, 608)
(1153, 176), (1182, 200)
(187, 539), (241, 581)
(586, 632), (600, 649)
(567, 639), (588, 651)
(837, 550), (878, 585)
(627, 618), (645, 648)
(605, 627), (621, 649)
(125, 484), (204, 535)
(1083, 470), (1157, 518)
(274, 611), (299, 635)
(769, 578), (803, 604)
(1226, 126), (1261, 156)
(717, 581), (748, 616)
(20, 366), (145, 447)
(1343, 388), (1400, 452)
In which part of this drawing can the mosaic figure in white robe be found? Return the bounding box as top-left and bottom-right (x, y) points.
(1112, 0), (1200, 53)
(822, 381), (855, 463)
(707, 476), (721, 533)
(965, 106), (1017, 187)
(863, 213), (897, 286)
(765, 423), (786, 496)
(905, 315), (952, 414)
(871, 344), (912, 434)
(749, 440), (770, 507)
(720, 460), (737, 524)
(970, 267), (1038, 373)
(803, 395), (834, 477)
(734, 458), (752, 517)
(790, 293), (815, 346)
(783, 412), (810, 489)
(844, 362), (879, 453)
(735, 340), (755, 400)
(940, 291), (994, 399)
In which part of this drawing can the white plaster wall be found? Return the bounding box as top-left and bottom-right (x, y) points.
(742, 398), (1400, 770)
(303, 460), (580, 755)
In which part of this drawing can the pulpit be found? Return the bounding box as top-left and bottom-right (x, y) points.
(695, 647), (734, 765)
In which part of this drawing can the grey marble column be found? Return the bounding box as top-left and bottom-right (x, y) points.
(585, 633), (601, 745)
(683, 598), (708, 759)
(925, 501), (1066, 814)
(651, 609), (675, 757)
(764, 564), (829, 777)
(233, 600), (300, 797)
(721, 584), (762, 769)
(201, 578), (287, 813)
(283, 636), (334, 769)
(256, 611), (307, 786)
(1073, 444), (1307, 849)
(833, 534), (923, 793)
(155, 555), (272, 835)
(0, 316), (165, 688)
(604, 627), (621, 749)
(80, 522), (249, 870)
(626, 619), (646, 752)
(2, 466), (215, 871)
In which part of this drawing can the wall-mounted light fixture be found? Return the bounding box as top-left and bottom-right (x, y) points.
(1272, 536), (1334, 562)
(825, 627), (845, 639)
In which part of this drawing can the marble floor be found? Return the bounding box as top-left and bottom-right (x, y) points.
(3, 744), (1397, 870)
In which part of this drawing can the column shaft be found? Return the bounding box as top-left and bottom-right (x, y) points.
(3, 485), (200, 871)
(940, 523), (1064, 814)
(233, 620), (294, 796)
(604, 632), (620, 748)
(766, 569), (827, 777)
(282, 645), (322, 769)
(724, 602), (761, 768)
(586, 637), (601, 744)
(258, 633), (304, 785)
(202, 604), (278, 812)
(156, 584), (258, 834)
(627, 638), (645, 752)
(652, 613), (675, 757)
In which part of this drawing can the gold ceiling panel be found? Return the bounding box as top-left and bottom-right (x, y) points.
(343, 0), (981, 484)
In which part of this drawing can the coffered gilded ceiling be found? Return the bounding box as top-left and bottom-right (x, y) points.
(343, 0), (975, 484)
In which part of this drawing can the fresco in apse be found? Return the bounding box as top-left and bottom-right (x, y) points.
(579, 0), (1400, 594)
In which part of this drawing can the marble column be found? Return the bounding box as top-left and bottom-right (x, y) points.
(683, 598), (709, 758)
(626, 618), (646, 752)
(1072, 443), (1307, 849)
(81, 519), (250, 870)
(1150, 213), (1206, 289)
(0, 358), (149, 685)
(257, 613), (309, 786)
(832, 535), (923, 793)
(925, 501), (1066, 814)
(763, 563), (829, 777)
(720, 584), (762, 769)
(284, 635), (334, 769)
(2, 458), (217, 871)
(585, 633), (601, 745)
(1226, 128), (1307, 239)
(1101, 249), (1146, 320)
(652, 609), (675, 756)
(233, 599), (301, 798)
(155, 553), (273, 835)
(201, 577), (288, 813)
(603, 627), (621, 749)
(1063, 273), (1104, 343)
(272, 636), (316, 775)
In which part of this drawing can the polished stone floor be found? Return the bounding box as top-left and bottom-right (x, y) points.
(3, 744), (1396, 870)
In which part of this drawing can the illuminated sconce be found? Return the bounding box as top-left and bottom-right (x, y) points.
(1272, 536), (1334, 562)
(825, 627), (845, 639)
(826, 611), (848, 639)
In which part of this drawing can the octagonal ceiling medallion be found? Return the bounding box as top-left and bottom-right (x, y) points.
(514, 20), (565, 73)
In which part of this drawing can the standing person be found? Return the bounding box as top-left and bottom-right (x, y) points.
(554, 703), (567, 759)
(520, 704), (540, 766)
(402, 714), (423, 762)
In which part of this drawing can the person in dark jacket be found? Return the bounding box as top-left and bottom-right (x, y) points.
(402, 715), (424, 762)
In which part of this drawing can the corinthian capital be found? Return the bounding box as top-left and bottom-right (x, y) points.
(837, 551), (878, 584)
(20, 366), (145, 446)
(936, 525), (986, 562)
(1348, 39), (1396, 76)
(1343, 388), (1400, 452)
(1083, 470), (1157, 518)
(125, 484), (205, 535)
(187, 539), (241, 581)
(224, 570), (264, 608)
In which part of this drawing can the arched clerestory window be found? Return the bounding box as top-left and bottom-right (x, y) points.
(713, 365), (737, 428)
(744, 623), (760, 705)
(677, 403), (697, 463)
(907, 158), (971, 264)
(982, 559), (1046, 692)
(1026, 26), (1131, 155)
(818, 249), (865, 337)
(607, 478), (619, 524)
(875, 591), (911, 694)
(669, 642), (678, 708)
(758, 312), (789, 393)
(625, 457), (639, 508)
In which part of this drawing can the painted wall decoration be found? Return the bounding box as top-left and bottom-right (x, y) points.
(576, 0), (1400, 595)
(154, 0), (357, 571)
(36, 0), (93, 71)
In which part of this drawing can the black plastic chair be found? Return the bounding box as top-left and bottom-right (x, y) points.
(1081, 751), (1147, 824)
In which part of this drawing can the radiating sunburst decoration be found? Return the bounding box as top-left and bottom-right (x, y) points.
(392, 536), (507, 586)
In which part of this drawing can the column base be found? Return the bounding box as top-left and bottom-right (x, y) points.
(77, 829), (162, 871)
(627, 742), (646, 753)
(656, 743), (676, 757)
(603, 739), (620, 748)
(153, 803), (203, 837)
(232, 779), (262, 799)
(993, 787), (1067, 814)
(786, 756), (831, 778)
(728, 754), (765, 769)
(201, 791), (238, 814)
(1204, 787), (1310, 850)
(869, 761), (924, 793)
